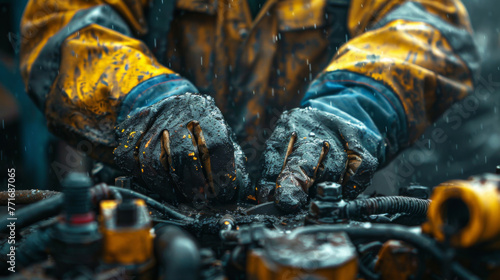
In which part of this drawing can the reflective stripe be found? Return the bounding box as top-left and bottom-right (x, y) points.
(28, 5), (132, 109)
(372, 1), (480, 77)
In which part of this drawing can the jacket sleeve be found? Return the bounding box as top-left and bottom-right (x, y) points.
(302, 0), (480, 164)
(20, 0), (197, 164)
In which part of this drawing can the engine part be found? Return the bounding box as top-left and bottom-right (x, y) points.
(307, 182), (348, 224)
(346, 196), (429, 221)
(154, 225), (201, 280)
(246, 231), (358, 280)
(100, 199), (154, 265)
(0, 183), (122, 234)
(289, 223), (479, 280)
(375, 240), (420, 280)
(307, 182), (429, 224)
(50, 172), (102, 278)
(100, 199), (153, 265)
(5, 172), (500, 280)
(424, 174), (500, 248)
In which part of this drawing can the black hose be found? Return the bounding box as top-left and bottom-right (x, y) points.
(108, 187), (193, 222)
(357, 260), (380, 280)
(109, 187), (123, 202)
(347, 196), (429, 218)
(90, 183), (122, 203)
(154, 225), (201, 280)
(288, 224), (479, 280)
(0, 194), (63, 234)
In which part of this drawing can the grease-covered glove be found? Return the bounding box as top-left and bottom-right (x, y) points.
(114, 93), (250, 206)
(257, 72), (408, 213)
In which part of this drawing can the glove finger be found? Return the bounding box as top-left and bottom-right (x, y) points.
(142, 122), (208, 205)
(258, 108), (328, 203)
(257, 130), (297, 203)
(274, 138), (326, 212)
(190, 117), (238, 202)
(341, 147), (378, 200)
(137, 129), (177, 202)
(314, 139), (349, 188)
(232, 139), (252, 202)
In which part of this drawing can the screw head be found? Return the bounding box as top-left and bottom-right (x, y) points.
(316, 182), (342, 201)
(115, 176), (132, 189)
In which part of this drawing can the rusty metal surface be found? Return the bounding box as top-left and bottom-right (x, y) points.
(0, 190), (60, 205)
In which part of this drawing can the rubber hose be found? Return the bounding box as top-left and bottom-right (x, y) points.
(108, 186), (193, 222)
(0, 194), (63, 234)
(155, 225), (201, 280)
(347, 196), (429, 218)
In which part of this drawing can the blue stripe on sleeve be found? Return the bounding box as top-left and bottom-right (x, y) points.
(118, 74), (198, 123)
(302, 70), (409, 162)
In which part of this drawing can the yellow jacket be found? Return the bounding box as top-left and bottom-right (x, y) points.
(20, 0), (479, 164)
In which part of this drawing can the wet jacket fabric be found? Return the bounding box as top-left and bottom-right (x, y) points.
(20, 0), (479, 165)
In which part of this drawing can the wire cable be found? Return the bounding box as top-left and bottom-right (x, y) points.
(108, 186), (193, 222)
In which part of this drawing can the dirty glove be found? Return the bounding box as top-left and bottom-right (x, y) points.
(115, 89), (249, 206)
(257, 72), (408, 212)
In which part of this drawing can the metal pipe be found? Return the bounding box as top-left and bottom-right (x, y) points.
(0, 190), (60, 205)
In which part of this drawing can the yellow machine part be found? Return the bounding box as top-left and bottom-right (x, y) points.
(247, 250), (357, 280)
(375, 240), (419, 280)
(100, 199), (154, 264)
(423, 175), (500, 248)
(246, 232), (357, 280)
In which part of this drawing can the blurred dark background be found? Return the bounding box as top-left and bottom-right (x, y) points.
(0, 0), (88, 191)
(372, 0), (500, 193)
(0, 0), (499, 193)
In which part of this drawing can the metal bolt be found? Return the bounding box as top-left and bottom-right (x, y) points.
(115, 176), (132, 189)
(316, 182), (342, 202)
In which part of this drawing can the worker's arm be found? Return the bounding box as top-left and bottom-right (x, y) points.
(20, 0), (185, 162)
(258, 0), (479, 211)
(20, 0), (249, 203)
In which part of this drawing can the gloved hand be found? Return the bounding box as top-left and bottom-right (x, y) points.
(257, 107), (382, 213)
(114, 93), (250, 206)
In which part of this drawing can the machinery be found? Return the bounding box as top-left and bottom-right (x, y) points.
(2, 167), (500, 279)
